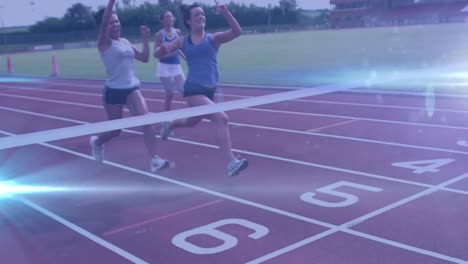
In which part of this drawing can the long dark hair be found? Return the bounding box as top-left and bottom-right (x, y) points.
(179, 3), (201, 29)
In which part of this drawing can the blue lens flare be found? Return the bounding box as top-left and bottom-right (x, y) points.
(0, 77), (45, 83)
(0, 181), (69, 198)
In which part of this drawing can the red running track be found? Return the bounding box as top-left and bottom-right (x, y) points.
(0, 78), (467, 264)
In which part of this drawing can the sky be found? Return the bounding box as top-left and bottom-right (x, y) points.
(0, 0), (332, 27)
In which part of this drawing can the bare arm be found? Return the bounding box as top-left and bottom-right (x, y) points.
(131, 26), (150, 63)
(98, 0), (116, 52)
(211, 3), (241, 48)
(153, 31), (179, 59)
(154, 36), (184, 59)
(153, 31), (163, 59)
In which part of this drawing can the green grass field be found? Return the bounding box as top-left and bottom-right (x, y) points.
(3, 23), (468, 87)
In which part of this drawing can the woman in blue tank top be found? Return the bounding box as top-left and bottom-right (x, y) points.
(153, 10), (186, 112)
(90, 0), (169, 173)
(155, 2), (248, 177)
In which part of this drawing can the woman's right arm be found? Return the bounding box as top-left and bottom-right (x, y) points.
(98, 0), (116, 52)
(154, 36), (183, 59)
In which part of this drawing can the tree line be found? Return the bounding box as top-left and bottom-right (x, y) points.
(30, 0), (301, 33)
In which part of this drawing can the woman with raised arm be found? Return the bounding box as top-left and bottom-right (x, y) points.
(155, 2), (248, 176)
(90, 0), (169, 173)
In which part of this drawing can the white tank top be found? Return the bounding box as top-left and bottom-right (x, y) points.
(100, 38), (140, 89)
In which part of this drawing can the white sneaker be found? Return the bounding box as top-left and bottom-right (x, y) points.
(151, 155), (170, 173)
(89, 136), (104, 162)
(228, 158), (248, 176)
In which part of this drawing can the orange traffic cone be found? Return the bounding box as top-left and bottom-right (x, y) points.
(51, 54), (59, 77)
(7, 55), (13, 73)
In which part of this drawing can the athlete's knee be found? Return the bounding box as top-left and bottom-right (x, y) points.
(130, 106), (149, 117)
(187, 116), (202, 127)
(166, 93), (174, 99)
(141, 125), (154, 134)
(213, 112), (229, 126)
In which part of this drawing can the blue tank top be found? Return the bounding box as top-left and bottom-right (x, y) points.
(159, 29), (181, 65)
(182, 34), (218, 87)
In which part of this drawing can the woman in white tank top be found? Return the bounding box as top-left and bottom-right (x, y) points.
(89, 0), (169, 173)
